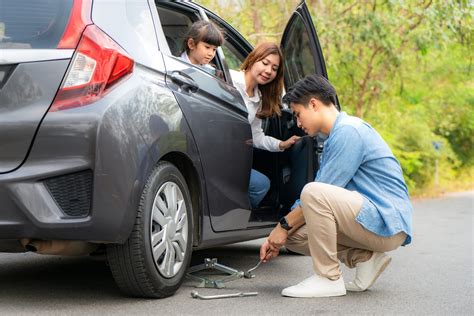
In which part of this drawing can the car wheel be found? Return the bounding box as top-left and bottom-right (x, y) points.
(107, 161), (193, 298)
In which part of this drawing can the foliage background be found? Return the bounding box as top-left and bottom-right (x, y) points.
(198, 0), (473, 196)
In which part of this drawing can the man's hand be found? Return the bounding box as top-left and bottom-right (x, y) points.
(259, 225), (289, 262)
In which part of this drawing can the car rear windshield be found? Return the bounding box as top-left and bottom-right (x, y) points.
(0, 0), (73, 49)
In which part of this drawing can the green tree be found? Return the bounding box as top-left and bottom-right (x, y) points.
(197, 0), (473, 193)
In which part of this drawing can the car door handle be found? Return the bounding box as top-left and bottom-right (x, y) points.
(168, 72), (199, 93)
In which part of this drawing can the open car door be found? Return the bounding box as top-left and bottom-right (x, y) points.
(281, 1), (328, 87)
(249, 1), (329, 225)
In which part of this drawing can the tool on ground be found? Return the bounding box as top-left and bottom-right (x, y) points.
(190, 290), (258, 300)
(243, 258), (263, 279)
(243, 248), (271, 279)
(186, 258), (244, 288)
(187, 250), (271, 288)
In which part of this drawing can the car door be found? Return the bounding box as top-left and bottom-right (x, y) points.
(280, 2), (329, 88)
(154, 3), (254, 232)
(252, 1), (331, 221)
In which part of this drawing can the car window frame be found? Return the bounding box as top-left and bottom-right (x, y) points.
(151, 2), (232, 83)
(279, 2), (341, 110)
(154, 1), (257, 87)
(201, 9), (254, 76)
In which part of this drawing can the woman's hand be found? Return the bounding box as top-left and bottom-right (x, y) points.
(279, 135), (301, 150)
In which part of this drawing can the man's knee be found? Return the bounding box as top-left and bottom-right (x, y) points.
(300, 182), (326, 205)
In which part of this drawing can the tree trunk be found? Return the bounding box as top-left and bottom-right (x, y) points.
(250, 0), (264, 43)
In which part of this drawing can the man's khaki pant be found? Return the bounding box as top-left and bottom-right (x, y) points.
(286, 182), (406, 280)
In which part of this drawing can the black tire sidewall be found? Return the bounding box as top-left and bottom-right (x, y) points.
(140, 162), (193, 294)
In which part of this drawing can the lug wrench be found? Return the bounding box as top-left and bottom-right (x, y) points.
(191, 290), (258, 300)
(243, 259), (263, 279)
(243, 248), (271, 278)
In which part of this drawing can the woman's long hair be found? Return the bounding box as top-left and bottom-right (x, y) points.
(240, 42), (284, 118)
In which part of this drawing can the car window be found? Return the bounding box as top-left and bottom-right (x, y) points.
(0, 0), (73, 49)
(156, 6), (193, 57)
(206, 16), (250, 73)
(156, 6), (226, 80)
(282, 14), (316, 89)
(220, 39), (246, 71)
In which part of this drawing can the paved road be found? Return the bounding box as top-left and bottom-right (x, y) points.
(0, 191), (472, 315)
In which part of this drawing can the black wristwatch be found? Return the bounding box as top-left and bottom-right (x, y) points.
(279, 216), (292, 231)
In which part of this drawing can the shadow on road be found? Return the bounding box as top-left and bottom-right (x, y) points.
(0, 241), (277, 305)
(0, 254), (128, 305)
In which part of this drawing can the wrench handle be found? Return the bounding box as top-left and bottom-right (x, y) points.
(191, 291), (258, 300)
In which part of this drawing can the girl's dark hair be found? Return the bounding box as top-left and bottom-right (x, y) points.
(282, 74), (337, 107)
(182, 20), (225, 53)
(241, 42), (284, 118)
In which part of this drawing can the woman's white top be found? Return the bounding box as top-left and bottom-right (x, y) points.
(231, 70), (282, 152)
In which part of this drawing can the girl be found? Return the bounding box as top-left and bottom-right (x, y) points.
(232, 42), (300, 209)
(180, 20), (224, 76)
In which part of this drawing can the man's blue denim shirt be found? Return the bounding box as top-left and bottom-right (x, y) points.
(292, 112), (413, 245)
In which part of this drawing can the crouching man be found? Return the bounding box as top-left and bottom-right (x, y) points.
(260, 74), (413, 298)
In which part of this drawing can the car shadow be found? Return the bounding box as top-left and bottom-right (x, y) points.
(0, 253), (142, 305)
(0, 241), (299, 304)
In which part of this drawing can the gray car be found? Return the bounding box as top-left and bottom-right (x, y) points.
(0, 0), (331, 298)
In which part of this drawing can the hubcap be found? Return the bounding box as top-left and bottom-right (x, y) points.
(150, 181), (188, 278)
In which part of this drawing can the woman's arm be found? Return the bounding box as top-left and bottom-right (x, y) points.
(251, 116), (283, 152)
(279, 135), (300, 150)
(251, 117), (300, 152)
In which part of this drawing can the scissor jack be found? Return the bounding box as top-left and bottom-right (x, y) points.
(186, 258), (245, 288)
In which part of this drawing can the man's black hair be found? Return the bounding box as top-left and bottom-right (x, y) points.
(282, 74), (337, 106)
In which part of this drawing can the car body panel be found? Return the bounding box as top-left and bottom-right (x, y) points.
(91, 0), (163, 71)
(0, 57), (71, 173)
(0, 61), (201, 243)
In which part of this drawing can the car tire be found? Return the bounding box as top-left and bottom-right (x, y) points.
(107, 161), (193, 298)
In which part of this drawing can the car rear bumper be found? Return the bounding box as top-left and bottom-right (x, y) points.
(0, 160), (101, 241)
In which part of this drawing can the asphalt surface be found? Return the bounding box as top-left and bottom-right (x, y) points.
(0, 191), (472, 315)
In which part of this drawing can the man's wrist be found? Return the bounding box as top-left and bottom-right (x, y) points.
(275, 223), (290, 236)
(279, 216), (292, 231)
(276, 223), (289, 232)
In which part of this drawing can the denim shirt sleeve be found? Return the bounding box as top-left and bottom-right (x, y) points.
(316, 125), (364, 186)
(291, 125), (364, 211)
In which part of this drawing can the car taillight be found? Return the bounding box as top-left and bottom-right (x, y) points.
(57, 0), (93, 49)
(50, 25), (134, 112)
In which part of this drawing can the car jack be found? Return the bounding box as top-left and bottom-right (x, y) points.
(186, 258), (245, 288)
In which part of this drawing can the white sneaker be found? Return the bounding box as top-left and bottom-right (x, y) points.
(281, 274), (346, 298)
(345, 252), (392, 292)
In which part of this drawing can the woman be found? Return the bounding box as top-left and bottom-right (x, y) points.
(231, 42), (300, 209)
